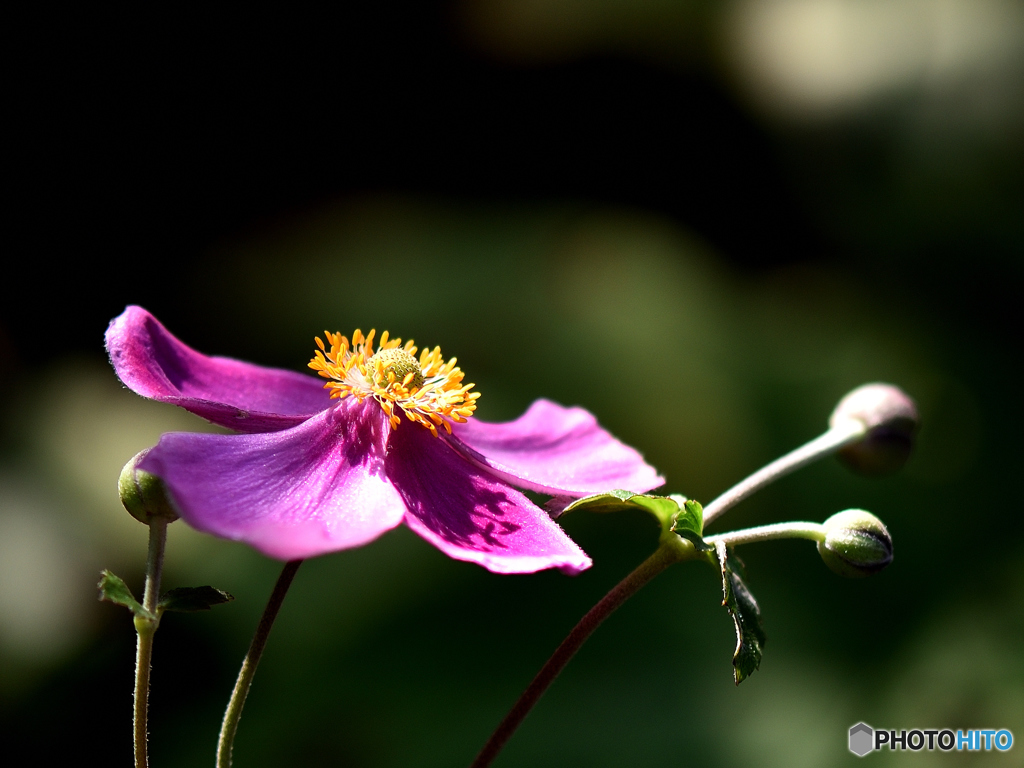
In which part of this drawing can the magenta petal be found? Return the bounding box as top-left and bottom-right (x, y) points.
(447, 399), (664, 496)
(386, 421), (592, 574)
(106, 305), (331, 432)
(139, 399), (407, 560)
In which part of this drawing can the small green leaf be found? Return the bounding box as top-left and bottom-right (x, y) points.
(560, 490), (712, 549)
(716, 541), (767, 685)
(557, 489), (649, 514)
(671, 499), (713, 551)
(158, 586), (234, 613)
(681, 500), (703, 530)
(98, 570), (150, 618)
(558, 490), (682, 528)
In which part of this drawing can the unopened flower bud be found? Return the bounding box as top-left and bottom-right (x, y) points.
(829, 383), (919, 475)
(817, 509), (892, 578)
(118, 450), (178, 524)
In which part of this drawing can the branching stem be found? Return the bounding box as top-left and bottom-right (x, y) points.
(469, 419), (869, 767)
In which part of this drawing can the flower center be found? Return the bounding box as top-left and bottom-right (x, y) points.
(369, 347), (424, 392)
(308, 328), (479, 436)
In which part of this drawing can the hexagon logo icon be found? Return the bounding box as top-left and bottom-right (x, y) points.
(849, 722), (874, 756)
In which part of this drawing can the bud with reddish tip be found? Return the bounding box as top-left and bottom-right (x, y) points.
(830, 383), (919, 475)
(118, 449), (178, 524)
(817, 509), (892, 578)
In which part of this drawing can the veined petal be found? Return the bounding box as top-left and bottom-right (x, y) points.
(386, 418), (592, 575)
(448, 399), (664, 497)
(106, 306), (330, 432)
(139, 399), (407, 560)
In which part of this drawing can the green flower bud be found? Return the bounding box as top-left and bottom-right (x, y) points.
(118, 450), (178, 525)
(830, 383), (919, 475)
(817, 509), (892, 578)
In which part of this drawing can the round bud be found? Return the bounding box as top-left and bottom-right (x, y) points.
(817, 509), (892, 578)
(118, 450), (178, 524)
(829, 383), (919, 475)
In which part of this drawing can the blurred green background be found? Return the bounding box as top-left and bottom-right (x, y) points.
(3, 2), (1023, 766)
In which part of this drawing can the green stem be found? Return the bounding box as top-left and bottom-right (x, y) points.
(469, 538), (693, 768)
(705, 521), (825, 548)
(134, 517), (168, 768)
(217, 560), (303, 768)
(468, 420), (869, 767)
(702, 420), (866, 527)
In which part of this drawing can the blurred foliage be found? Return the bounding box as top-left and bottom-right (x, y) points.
(2, 0), (1023, 766)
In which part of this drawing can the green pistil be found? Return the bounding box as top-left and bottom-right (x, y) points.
(370, 348), (424, 390)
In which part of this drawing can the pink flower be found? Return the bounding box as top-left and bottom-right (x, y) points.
(106, 306), (663, 574)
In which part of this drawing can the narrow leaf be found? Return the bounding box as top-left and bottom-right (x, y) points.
(159, 585), (234, 613)
(97, 570), (148, 617)
(716, 541), (767, 684)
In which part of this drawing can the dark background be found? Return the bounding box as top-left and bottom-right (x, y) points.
(2, 3), (1022, 766)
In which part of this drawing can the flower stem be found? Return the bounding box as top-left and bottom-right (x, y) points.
(217, 560), (303, 768)
(702, 420), (866, 527)
(469, 539), (691, 768)
(134, 517), (168, 768)
(705, 521), (825, 548)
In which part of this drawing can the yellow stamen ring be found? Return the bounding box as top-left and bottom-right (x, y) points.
(308, 328), (479, 437)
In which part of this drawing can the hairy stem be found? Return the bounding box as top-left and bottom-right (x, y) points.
(702, 420), (866, 527)
(217, 560), (303, 768)
(470, 539), (692, 768)
(134, 517), (168, 768)
(706, 521), (826, 548)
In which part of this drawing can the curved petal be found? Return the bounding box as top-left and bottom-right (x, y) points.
(447, 399), (664, 496)
(106, 305), (330, 432)
(385, 419), (591, 575)
(139, 399), (407, 560)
